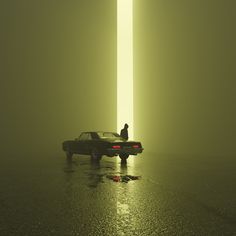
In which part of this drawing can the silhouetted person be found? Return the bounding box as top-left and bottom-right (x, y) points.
(120, 123), (129, 141)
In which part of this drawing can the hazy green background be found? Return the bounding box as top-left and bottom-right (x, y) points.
(1, 0), (235, 159)
(134, 0), (236, 157)
(0, 0), (116, 158)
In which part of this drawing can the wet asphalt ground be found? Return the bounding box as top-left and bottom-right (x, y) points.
(0, 152), (235, 236)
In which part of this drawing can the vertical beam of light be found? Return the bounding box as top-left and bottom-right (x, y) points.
(117, 0), (133, 140)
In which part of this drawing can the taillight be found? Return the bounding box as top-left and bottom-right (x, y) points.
(112, 145), (121, 149)
(133, 145), (139, 148)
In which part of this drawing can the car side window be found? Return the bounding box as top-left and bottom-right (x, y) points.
(79, 133), (93, 140)
(79, 133), (88, 140)
(87, 133), (92, 140)
(91, 132), (99, 139)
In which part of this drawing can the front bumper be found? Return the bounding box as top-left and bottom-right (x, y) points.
(106, 147), (144, 156)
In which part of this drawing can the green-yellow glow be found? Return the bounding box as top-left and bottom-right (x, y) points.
(117, 0), (133, 140)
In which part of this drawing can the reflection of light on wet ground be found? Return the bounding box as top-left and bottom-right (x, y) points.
(70, 155), (142, 234)
(117, 202), (129, 215)
(1, 153), (235, 235)
(115, 157), (139, 235)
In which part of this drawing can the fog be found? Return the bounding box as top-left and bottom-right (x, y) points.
(1, 0), (236, 161)
(134, 0), (236, 158)
(1, 1), (236, 235)
(0, 0), (116, 159)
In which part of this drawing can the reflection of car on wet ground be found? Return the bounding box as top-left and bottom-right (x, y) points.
(62, 131), (144, 162)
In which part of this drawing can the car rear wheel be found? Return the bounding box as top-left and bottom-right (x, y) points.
(91, 149), (102, 161)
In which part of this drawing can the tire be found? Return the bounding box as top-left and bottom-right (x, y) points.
(91, 149), (102, 161)
(119, 153), (129, 162)
(66, 151), (73, 159)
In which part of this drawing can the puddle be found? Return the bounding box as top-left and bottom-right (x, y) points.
(106, 175), (141, 183)
(85, 172), (141, 188)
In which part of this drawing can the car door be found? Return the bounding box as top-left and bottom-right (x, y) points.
(83, 133), (93, 154)
(76, 133), (89, 154)
(71, 137), (84, 154)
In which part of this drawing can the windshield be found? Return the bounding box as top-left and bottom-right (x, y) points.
(97, 132), (121, 139)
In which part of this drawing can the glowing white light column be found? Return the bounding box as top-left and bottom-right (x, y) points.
(117, 0), (133, 139)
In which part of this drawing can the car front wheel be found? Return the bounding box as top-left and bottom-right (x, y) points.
(91, 149), (102, 161)
(66, 151), (73, 159)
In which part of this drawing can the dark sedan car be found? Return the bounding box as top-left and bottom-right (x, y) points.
(62, 131), (144, 161)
